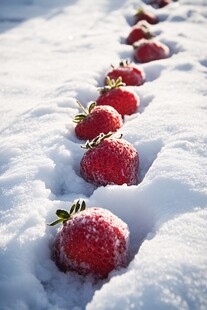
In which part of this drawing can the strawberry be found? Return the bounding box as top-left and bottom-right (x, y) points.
(126, 23), (154, 45)
(49, 200), (130, 279)
(74, 101), (123, 140)
(134, 39), (170, 63)
(134, 8), (159, 25)
(80, 133), (139, 186)
(96, 77), (139, 116)
(105, 60), (145, 86)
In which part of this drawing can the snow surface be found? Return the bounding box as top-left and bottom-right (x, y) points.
(0, 0), (207, 309)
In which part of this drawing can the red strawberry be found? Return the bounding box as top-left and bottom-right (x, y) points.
(80, 133), (139, 186)
(105, 60), (145, 86)
(134, 8), (159, 25)
(74, 101), (123, 140)
(49, 200), (130, 279)
(96, 77), (139, 117)
(126, 23), (154, 45)
(134, 39), (170, 63)
(149, 0), (171, 9)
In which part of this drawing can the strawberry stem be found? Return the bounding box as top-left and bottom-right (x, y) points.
(73, 101), (97, 124)
(76, 100), (88, 115)
(48, 200), (86, 226)
(81, 132), (123, 149)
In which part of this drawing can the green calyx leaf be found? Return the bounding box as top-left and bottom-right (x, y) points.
(81, 132), (113, 149)
(119, 59), (130, 67)
(146, 31), (154, 39)
(73, 114), (87, 123)
(73, 101), (97, 124)
(135, 7), (144, 16)
(75, 200), (81, 212)
(47, 200), (87, 226)
(56, 209), (70, 219)
(88, 101), (96, 114)
(81, 132), (123, 150)
(99, 76), (126, 95)
(80, 200), (86, 211)
(139, 23), (154, 39)
(48, 218), (65, 226)
(110, 59), (130, 71)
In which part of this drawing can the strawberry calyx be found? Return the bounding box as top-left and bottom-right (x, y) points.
(135, 7), (144, 17)
(138, 23), (155, 39)
(81, 132), (113, 149)
(48, 200), (86, 226)
(99, 77), (126, 95)
(110, 59), (130, 70)
(81, 132), (123, 149)
(73, 101), (96, 124)
(144, 28), (155, 40)
(119, 59), (131, 67)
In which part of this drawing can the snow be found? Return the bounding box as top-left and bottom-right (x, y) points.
(0, 0), (207, 309)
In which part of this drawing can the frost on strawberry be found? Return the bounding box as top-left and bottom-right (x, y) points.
(134, 8), (159, 25)
(80, 133), (139, 186)
(74, 101), (123, 140)
(126, 23), (154, 45)
(105, 60), (145, 86)
(133, 39), (170, 63)
(96, 77), (139, 116)
(49, 200), (130, 279)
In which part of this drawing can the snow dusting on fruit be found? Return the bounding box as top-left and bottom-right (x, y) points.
(105, 62), (145, 86)
(74, 104), (123, 140)
(80, 136), (139, 186)
(96, 86), (139, 116)
(52, 207), (130, 279)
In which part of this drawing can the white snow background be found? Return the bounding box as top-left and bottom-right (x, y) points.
(0, 0), (207, 309)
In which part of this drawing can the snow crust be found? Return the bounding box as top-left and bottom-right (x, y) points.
(0, 0), (207, 309)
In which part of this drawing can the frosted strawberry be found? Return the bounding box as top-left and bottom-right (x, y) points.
(49, 200), (130, 279)
(126, 23), (154, 45)
(105, 60), (145, 86)
(74, 101), (123, 140)
(96, 77), (139, 116)
(80, 133), (139, 186)
(134, 8), (159, 25)
(134, 39), (170, 63)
